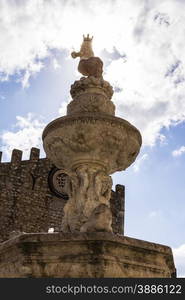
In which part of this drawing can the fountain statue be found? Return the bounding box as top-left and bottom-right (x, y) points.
(42, 35), (142, 233)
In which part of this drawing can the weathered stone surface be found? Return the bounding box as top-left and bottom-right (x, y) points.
(60, 165), (113, 233)
(0, 148), (62, 242)
(0, 232), (176, 278)
(67, 95), (115, 115)
(43, 114), (142, 174)
(68, 76), (115, 115)
(78, 57), (103, 78)
(70, 77), (114, 100)
(67, 76), (115, 116)
(0, 149), (125, 242)
(43, 113), (141, 233)
(43, 35), (142, 234)
(110, 184), (125, 235)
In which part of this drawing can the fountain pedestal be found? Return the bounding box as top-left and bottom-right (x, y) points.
(0, 232), (176, 278)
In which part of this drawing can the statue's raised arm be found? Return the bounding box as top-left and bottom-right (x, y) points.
(71, 34), (103, 78)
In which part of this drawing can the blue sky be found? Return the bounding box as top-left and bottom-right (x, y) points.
(0, 0), (185, 277)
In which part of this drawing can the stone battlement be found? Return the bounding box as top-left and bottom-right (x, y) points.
(0, 147), (56, 242)
(0, 147), (41, 165)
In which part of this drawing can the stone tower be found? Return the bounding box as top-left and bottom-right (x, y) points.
(0, 35), (176, 277)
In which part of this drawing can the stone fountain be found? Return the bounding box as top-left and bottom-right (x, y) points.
(0, 35), (175, 278)
(42, 34), (141, 234)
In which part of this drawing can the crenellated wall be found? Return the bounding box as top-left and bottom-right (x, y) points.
(0, 147), (125, 242)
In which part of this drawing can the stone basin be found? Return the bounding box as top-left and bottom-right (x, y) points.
(42, 113), (142, 174)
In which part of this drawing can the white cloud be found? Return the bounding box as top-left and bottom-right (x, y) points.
(0, 113), (45, 161)
(133, 153), (148, 172)
(148, 210), (162, 218)
(18, 61), (44, 88)
(173, 244), (185, 277)
(52, 58), (61, 70)
(172, 146), (185, 157)
(0, 0), (185, 145)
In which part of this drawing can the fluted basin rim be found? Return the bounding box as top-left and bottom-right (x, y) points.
(42, 112), (142, 145)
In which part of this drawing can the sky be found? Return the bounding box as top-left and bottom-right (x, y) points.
(0, 0), (185, 277)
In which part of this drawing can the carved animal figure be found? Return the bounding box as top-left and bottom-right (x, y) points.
(71, 34), (103, 78)
(60, 166), (113, 233)
(80, 204), (112, 233)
